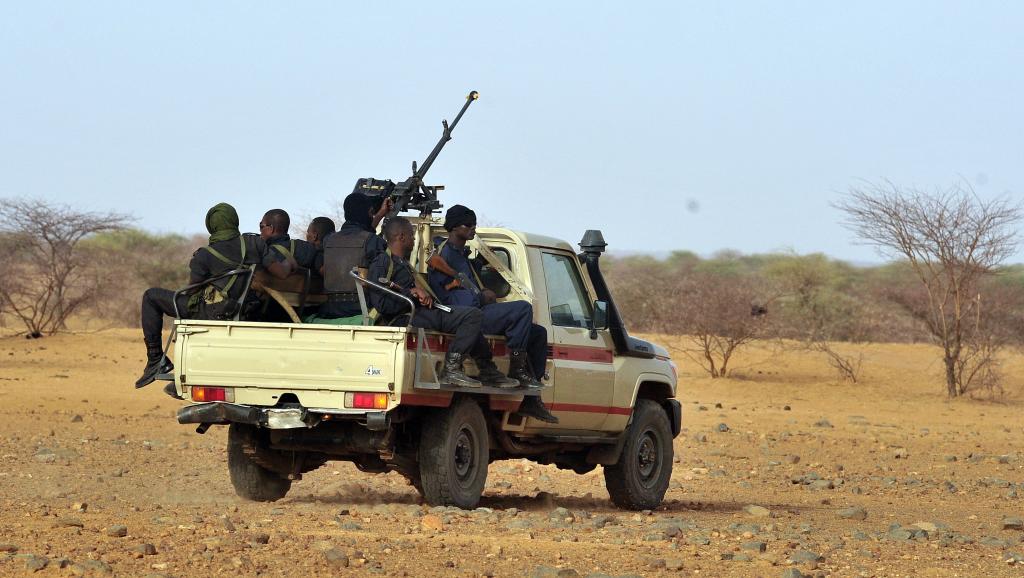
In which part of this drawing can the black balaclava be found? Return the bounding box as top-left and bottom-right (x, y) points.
(444, 204), (477, 231)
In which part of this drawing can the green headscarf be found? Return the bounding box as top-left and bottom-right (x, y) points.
(205, 203), (241, 244)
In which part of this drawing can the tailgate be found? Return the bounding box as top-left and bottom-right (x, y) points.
(173, 320), (405, 407)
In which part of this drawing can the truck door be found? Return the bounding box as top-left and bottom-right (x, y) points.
(539, 251), (615, 430)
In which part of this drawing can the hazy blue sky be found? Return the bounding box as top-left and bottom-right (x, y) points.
(2, 2), (1022, 263)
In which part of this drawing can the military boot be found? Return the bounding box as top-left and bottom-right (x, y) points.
(516, 396), (559, 424)
(439, 352), (482, 388)
(473, 358), (519, 389)
(135, 342), (173, 389)
(509, 349), (544, 388)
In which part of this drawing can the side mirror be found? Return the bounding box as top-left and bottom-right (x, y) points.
(590, 300), (609, 339)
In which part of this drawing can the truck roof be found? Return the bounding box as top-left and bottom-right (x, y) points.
(478, 227), (576, 253)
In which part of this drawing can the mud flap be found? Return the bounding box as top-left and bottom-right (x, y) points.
(664, 399), (682, 438)
(586, 430), (629, 465)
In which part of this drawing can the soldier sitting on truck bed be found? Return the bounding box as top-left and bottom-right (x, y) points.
(316, 192), (391, 319)
(135, 202), (270, 389)
(305, 216), (335, 251)
(428, 205), (550, 387)
(368, 217), (526, 390)
(427, 205), (558, 423)
(259, 209), (318, 272)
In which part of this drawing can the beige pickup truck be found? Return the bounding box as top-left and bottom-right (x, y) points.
(166, 223), (680, 510)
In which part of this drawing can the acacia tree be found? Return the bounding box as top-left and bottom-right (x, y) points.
(0, 198), (129, 337)
(650, 271), (775, 378)
(836, 180), (1022, 397)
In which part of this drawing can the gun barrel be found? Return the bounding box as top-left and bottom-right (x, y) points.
(415, 91), (479, 180)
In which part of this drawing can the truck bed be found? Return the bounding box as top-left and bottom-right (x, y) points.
(172, 319), (405, 409)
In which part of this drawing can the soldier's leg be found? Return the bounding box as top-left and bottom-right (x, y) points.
(411, 307), (482, 387)
(136, 288), (186, 389)
(467, 333), (519, 388)
(480, 301), (532, 349)
(483, 301), (545, 389)
(518, 324), (558, 421)
(527, 323), (548, 379)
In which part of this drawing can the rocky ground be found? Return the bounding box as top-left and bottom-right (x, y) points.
(1, 329), (1023, 577)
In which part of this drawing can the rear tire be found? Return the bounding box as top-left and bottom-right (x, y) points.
(418, 399), (489, 509)
(604, 399), (673, 510)
(227, 423), (292, 502)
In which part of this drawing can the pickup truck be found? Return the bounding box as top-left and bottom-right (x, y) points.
(166, 223), (680, 510)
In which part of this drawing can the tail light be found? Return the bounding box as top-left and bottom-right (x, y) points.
(344, 392), (388, 410)
(191, 386), (234, 403)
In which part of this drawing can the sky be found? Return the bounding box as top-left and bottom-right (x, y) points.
(1, 1), (1022, 263)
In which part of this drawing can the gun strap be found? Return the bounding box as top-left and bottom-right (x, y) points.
(474, 239), (534, 301)
(272, 239), (296, 262)
(435, 239), (485, 289)
(201, 236), (247, 295)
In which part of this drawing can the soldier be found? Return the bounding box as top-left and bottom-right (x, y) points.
(427, 205), (558, 423)
(428, 205), (550, 384)
(316, 193), (391, 318)
(368, 217), (517, 388)
(135, 203), (268, 389)
(259, 209), (318, 272)
(305, 216), (336, 250)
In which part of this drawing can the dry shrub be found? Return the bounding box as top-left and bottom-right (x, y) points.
(648, 272), (776, 378)
(81, 230), (201, 327)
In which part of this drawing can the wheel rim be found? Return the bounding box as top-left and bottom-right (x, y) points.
(636, 428), (662, 486)
(453, 425), (478, 485)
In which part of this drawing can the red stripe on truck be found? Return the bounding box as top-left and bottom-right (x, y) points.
(549, 403), (632, 415)
(400, 393), (452, 407)
(407, 334), (508, 356)
(548, 345), (614, 364)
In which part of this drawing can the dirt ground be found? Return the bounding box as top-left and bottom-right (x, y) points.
(1, 329), (1023, 577)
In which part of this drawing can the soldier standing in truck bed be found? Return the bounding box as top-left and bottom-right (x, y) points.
(135, 203), (271, 389)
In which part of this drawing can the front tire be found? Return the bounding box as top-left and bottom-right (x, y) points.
(604, 399), (673, 510)
(418, 399), (489, 509)
(227, 423), (292, 502)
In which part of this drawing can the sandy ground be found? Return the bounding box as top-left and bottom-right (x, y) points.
(1, 329), (1024, 577)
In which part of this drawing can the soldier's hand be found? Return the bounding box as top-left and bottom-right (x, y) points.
(375, 198), (394, 218)
(371, 198), (394, 229)
(481, 289), (497, 305)
(411, 288), (433, 307)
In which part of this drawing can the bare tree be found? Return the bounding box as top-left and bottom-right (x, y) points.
(836, 180), (1022, 396)
(766, 254), (867, 382)
(651, 272), (775, 378)
(0, 198), (130, 337)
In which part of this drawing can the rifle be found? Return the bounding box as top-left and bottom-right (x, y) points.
(353, 91), (479, 218)
(377, 277), (452, 312)
(426, 253), (481, 295)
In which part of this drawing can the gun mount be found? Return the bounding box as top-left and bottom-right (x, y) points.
(353, 91), (479, 218)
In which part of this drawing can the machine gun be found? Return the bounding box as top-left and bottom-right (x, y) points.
(352, 91), (479, 218)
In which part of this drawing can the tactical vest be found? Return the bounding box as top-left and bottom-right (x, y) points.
(187, 236), (250, 316)
(323, 229), (372, 295)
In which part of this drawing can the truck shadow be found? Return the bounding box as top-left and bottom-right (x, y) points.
(289, 489), (780, 516)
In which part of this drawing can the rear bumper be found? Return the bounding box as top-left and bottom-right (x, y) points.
(177, 402), (263, 426)
(177, 402), (389, 431)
